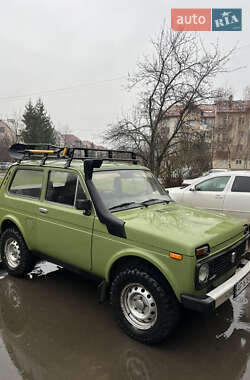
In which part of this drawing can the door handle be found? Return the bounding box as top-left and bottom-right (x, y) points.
(215, 195), (224, 199)
(39, 208), (48, 214)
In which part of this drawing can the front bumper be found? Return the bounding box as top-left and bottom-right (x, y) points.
(181, 258), (250, 312)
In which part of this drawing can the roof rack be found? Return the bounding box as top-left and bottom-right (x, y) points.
(9, 143), (137, 167)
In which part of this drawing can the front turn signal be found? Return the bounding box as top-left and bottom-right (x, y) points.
(195, 245), (210, 258)
(169, 252), (183, 261)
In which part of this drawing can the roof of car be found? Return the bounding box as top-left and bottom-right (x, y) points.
(205, 170), (250, 177)
(184, 170), (250, 183)
(15, 159), (148, 172)
(187, 170), (250, 185)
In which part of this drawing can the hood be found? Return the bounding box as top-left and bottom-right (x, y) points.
(165, 187), (183, 191)
(167, 187), (185, 194)
(119, 202), (244, 256)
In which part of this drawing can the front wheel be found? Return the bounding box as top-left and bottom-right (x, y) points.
(0, 228), (36, 277)
(110, 268), (180, 344)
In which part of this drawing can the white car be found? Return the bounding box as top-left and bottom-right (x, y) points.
(167, 171), (250, 223)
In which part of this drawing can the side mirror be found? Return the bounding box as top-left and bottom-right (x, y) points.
(189, 186), (196, 192)
(76, 199), (92, 215)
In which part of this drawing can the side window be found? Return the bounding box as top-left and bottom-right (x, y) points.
(231, 176), (250, 193)
(9, 169), (43, 199)
(46, 171), (78, 206)
(45, 171), (87, 206)
(195, 176), (230, 192)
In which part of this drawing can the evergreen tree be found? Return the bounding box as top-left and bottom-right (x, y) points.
(22, 99), (56, 144)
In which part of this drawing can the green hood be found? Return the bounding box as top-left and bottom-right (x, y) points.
(119, 202), (244, 256)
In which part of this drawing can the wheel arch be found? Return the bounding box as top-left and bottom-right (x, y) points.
(0, 218), (28, 247)
(107, 254), (178, 299)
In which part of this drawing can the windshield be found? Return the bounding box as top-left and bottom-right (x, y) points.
(92, 169), (171, 211)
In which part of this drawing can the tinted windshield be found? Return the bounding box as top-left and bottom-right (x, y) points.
(92, 169), (171, 211)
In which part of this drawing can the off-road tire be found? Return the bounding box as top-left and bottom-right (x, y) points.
(0, 228), (36, 277)
(110, 268), (180, 344)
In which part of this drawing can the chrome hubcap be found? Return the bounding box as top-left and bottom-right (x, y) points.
(121, 283), (157, 330)
(5, 238), (21, 269)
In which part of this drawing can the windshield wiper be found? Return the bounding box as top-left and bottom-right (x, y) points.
(109, 201), (143, 211)
(141, 198), (169, 206)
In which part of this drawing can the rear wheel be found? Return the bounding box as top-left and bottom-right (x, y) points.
(0, 228), (36, 277)
(110, 268), (180, 344)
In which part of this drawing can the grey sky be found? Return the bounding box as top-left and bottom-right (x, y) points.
(0, 0), (249, 144)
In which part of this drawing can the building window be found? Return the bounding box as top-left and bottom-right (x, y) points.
(223, 114), (231, 124)
(239, 116), (245, 125)
(235, 159), (242, 165)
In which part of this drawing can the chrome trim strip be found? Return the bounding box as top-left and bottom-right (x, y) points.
(207, 260), (250, 308)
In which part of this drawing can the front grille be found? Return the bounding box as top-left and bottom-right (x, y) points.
(195, 238), (247, 289)
(210, 240), (246, 277)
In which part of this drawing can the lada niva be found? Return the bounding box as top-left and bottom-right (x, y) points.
(0, 143), (249, 344)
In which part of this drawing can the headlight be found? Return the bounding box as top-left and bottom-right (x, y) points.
(198, 263), (209, 285)
(195, 244), (210, 258)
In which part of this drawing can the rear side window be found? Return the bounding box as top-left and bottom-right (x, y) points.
(231, 176), (250, 193)
(9, 169), (43, 199)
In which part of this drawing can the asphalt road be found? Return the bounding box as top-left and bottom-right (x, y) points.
(0, 262), (250, 380)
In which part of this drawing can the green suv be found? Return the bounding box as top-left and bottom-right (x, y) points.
(0, 143), (249, 344)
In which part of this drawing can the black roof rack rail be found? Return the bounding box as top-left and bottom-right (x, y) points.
(9, 143), (137, 167)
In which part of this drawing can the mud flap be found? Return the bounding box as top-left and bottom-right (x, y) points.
(98, 280), (109, 303)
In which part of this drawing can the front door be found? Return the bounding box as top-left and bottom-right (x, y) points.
(37, 169), (94, 271)
(182, 176), (231, 212)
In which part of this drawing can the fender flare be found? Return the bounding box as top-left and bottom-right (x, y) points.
(105, 249), (179, 299)
(0, 216), (31, 250)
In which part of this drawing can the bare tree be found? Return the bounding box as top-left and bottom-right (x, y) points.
(0, 125), (14, 161)
(6, 115), (23, 142)
(0, 135), (11, 161)
(215, 86), (234, 102)
(105, 26), (235, 176)
(161, 131), (212, 187)
(59, 124), (72, 145)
